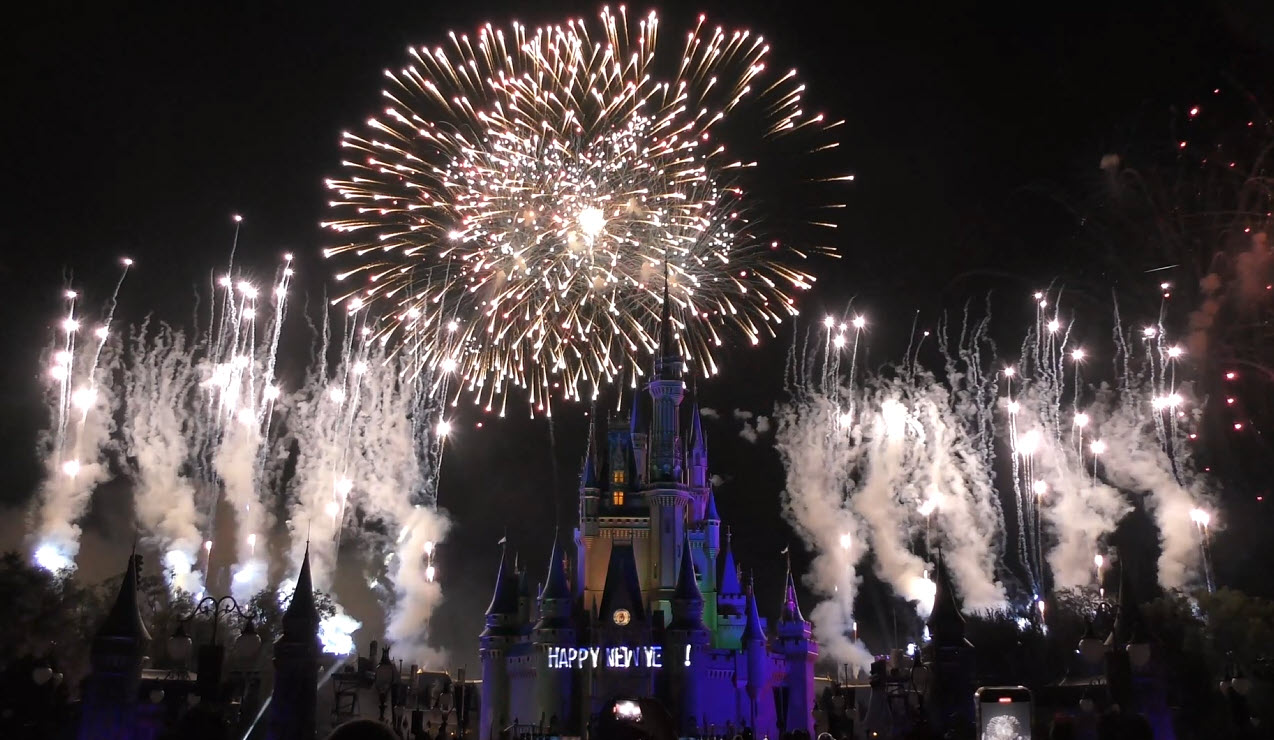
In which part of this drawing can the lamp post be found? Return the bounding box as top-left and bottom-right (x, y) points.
(169, 594), (262, 713)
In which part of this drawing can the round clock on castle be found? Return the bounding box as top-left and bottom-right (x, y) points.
(612, 609), (631, 626)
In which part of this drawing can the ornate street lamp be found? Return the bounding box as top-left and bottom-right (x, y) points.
(1078, 620), (1105, 664)
(172, 594), (261, 654)
(170, 594), (262, 705)
(1125, 621), (1151, 670)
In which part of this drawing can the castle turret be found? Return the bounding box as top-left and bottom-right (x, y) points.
(630, 396), (649, 488)
(701, 489), (721, 633)
(647, 285), (690, 610)
(648, 273), (685, 482)
(742, 577), (769, 733)
(532, 537), (575, 733)
(577, 415), (602, 614)
(79, 550), (150, 740)
(923, 550), (974, 735)
(269, 545), (321, 740)
(688, 402), (709, 491)
(480, 545), (522, 740)
(776, 562), (817, 736)
(666, 536), (711, 735)
(579, 415), (601, 536)
(715, 529), (746, 649)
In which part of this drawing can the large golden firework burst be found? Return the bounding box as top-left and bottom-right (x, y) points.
(324, 7), (846, 414)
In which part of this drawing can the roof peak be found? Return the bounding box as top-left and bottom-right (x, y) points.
(741, 573), (765, 643)
(97, 549), (151, 643)
(281, 543), (320, 640)
(781, 559), (805, 623)
(485, 544), (520, 617)
(926, 548), (966, 644)
(540, 535), (571, 601)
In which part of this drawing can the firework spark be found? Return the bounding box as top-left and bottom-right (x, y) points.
(324, 8), (845, 413)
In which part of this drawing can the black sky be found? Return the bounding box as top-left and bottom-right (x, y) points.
(3, 1), (1273, 664)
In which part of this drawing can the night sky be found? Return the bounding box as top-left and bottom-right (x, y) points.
(4, 1), (1273, 666)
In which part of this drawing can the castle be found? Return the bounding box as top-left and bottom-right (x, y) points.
(479, 304), (817, 739)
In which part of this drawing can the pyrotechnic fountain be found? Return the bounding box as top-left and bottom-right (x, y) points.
(775, 291), (1218, 668)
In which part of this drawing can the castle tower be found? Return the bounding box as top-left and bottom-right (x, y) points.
(648, 273), (685, 483)
(480, 546), (522, 740)
(688, 402), (709, 494)
(776, 562), (817, 736)
(666, 536), (712, 735)
(532, 537), (575, 733)
(646, 275), (691, 610)
(79, 550), (150, 740)
(701, 490), (721, 632)
(923, 550), (975, 735)
(630, 396), (649, 488)
(270, 545), (321, 740)
(742, 576), (769, 733)
(715, 529), (746, 649)
(579, 415), (601, 538)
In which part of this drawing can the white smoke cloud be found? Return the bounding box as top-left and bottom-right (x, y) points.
(775, 392), (871, 667)
(32, 335), (121, 571)
(738, 414), (771, 443)
(284, 345), (452, 665)
(120, 325), (205, 595)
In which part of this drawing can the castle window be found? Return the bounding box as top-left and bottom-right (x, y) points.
(613, 491), (624, 506)
(612, 470), (626, 484)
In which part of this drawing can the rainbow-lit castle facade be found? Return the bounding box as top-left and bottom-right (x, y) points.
(479, 308), (817, 739)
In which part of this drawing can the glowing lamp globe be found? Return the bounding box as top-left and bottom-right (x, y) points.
(149, 688), (165, 704)
(168, 625), (193, 663)
(234, 621), (262, 660)
(32, 666), (53, 686)
(1232, 675), (1252, 696)
(1078, 635), (1105, 664)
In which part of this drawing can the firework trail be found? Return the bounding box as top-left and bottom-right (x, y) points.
(120, 322), (204, 594)
(29, 227), (454, 658)
(31, 261), (132, 572)
(190, 252), (295, 598)
(282, 309), (452, 661)
(776, 291), (1216, 663)
(324, 8), (847, 413)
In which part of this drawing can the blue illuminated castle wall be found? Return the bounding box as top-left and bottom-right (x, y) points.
(479, 333), (816, 739)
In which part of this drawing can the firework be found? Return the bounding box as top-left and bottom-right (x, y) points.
(774, 286), (1217, 666)
(324, 8), (845, 412)
(29, 234), (452, 662)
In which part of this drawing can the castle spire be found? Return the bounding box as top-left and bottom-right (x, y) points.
(690, 402), (705, 451)
(781, 554), (806, 623)
(97, 545), (151, 643)
(742, 573), (765, 644)
(654, 254), (681, 382)
(281, 544), (319, 639)
(581, 412), (600, 489)
(540, 534), (571, 601)
(671, 536), (705, 630)
(485, 544), (520, 619)
(927, 548), (966, 646)
(719, 529), (742, 596)
(705, 489), (720, 522)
